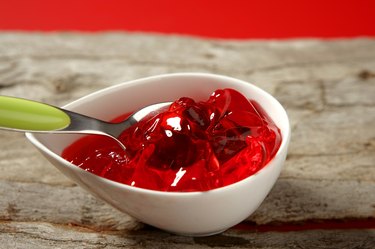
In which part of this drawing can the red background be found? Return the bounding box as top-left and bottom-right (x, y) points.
(0, 0), (374, 39)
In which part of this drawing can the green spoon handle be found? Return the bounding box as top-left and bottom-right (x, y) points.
(0, 96), (71, 132)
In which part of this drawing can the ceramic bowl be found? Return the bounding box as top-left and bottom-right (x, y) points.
(26, 73), (290, 236)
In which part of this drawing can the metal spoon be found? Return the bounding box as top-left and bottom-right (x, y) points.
(0, 96), (171, 149)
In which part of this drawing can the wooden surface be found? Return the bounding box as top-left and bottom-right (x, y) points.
(0, 33), (374, 248)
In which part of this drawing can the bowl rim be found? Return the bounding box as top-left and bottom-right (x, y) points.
(26, 72), (291, 197)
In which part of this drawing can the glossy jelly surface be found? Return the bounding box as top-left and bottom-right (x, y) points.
(62, 88), (282, 192)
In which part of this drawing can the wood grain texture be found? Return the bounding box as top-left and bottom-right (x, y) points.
(1, 222), (374, 249)
(0, 33), (374, 247)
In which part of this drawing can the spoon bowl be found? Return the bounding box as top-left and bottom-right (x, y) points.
(25, 73), (291, 236)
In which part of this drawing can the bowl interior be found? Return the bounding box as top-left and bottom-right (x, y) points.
(30, 73), (289, 159)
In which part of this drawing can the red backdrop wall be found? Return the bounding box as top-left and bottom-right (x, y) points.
(0, 0), (374, 39)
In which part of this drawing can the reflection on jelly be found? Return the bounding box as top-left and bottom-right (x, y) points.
(62, 88), (282, 192)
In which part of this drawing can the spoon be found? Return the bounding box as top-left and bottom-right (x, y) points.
(0, 96), (171, 149)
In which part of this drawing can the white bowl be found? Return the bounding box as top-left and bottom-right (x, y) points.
(26, 73), (291, 236)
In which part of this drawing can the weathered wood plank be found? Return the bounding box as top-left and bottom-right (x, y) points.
(0, 222), (374, 249)
(1, 178), (374, 227)
(0, 33), (374, 247)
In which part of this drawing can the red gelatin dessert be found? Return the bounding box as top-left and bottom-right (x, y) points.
(62, 88), (282, 192)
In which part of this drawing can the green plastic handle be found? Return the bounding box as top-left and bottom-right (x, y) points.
(0, 96), (71, 131)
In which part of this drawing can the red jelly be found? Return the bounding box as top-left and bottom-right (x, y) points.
(62, 88), (282, 192)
